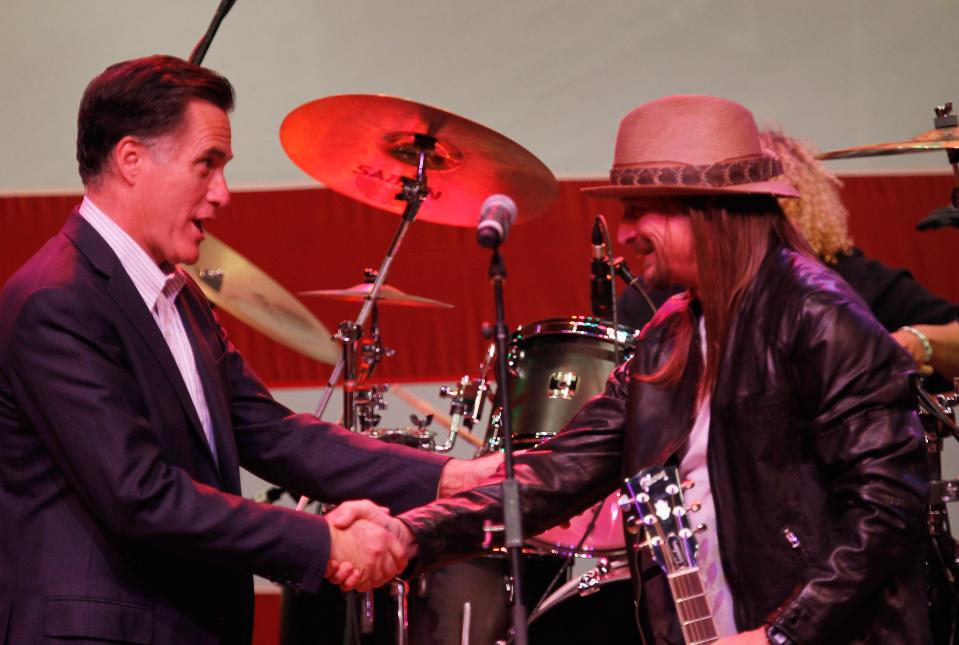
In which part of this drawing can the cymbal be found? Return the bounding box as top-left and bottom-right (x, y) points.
(818, 126), (959, 160)
(182, 234), (339, 363)
(299, 283), (454, 309)
(280, 94), (558, 226)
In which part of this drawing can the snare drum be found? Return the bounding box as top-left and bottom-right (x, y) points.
(485, 316), (640, 557)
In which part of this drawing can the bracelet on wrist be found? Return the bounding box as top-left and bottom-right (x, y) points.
(899, 325), (933, 364)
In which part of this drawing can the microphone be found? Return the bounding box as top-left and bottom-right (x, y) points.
(611, 256), (659, 317)
(476, 194), (518, 248)
(590, 218), (614, 318)
(917, 205), (959, 231)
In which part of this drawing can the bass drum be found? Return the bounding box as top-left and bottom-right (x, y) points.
(528, 559), (640, 643)
(486, 317), (640, 556)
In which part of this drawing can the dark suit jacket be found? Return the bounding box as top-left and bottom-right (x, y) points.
(0, 212), (447, 644)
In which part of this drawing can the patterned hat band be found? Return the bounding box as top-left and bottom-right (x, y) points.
(609, 154), (783, 189)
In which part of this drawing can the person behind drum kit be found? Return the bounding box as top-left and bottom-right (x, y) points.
(759, 129), (959, 387)
(383, 95), (932, 644)
(619, 131), (959, 386)
(0, 55), (500, 644)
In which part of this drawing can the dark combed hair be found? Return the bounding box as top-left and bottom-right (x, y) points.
(635, 194), (815, 399)
(76, 55), (235, 184)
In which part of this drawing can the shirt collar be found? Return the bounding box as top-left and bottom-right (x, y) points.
(79, 196), (180, 311)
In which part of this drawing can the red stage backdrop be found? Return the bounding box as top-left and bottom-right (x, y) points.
(2, 175), (957, 387)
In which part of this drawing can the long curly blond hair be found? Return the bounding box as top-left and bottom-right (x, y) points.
(760, 129), (853, 263)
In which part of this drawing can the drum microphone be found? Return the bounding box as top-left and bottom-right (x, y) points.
(476, 194), (518, 248)
(590, 218), (614, 318)
(610, 256), (659, 317)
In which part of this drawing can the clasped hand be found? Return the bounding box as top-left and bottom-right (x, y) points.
(324, 454), (504, 591)
(324, 500), (413, 592)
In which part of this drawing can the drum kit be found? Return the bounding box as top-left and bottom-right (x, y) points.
(182, 92), (959, 645)
(183, 93), (642, 644)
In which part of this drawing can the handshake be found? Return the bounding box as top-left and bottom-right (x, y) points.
(324, 499), (417, 592)
(323, 452), (504, 591)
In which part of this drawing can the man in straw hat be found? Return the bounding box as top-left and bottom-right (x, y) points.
(393, 95), (931, 643)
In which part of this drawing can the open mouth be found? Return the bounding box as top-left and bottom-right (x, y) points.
(192, 218), (205, 234)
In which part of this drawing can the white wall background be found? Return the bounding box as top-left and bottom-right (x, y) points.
(2, 0), (957, 194)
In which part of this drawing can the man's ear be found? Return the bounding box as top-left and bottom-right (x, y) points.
(111, 136), (146, 186)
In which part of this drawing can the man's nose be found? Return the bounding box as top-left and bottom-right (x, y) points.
(208, 171), (230, 208)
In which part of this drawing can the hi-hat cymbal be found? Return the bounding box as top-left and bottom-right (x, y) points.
(299, 283), (454, 309)
(182, 234), (339, 363)
(279, 94), (558, 226)
(818, 126), (959, 160)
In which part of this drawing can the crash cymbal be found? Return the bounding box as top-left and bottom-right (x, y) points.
(280, 94), (558, 226)
(299, 283), (454, 309)
(182, 234), (339, 363)
(818, 126), (959, 160)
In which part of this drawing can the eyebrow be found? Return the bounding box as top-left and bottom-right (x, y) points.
(198, 147), (231, 161)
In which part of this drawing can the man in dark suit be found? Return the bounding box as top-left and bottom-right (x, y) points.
(0, 55), (490, 644)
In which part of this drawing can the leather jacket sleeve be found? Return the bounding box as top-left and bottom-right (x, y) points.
(399, 359), (631, 566)
(765, 285), (928, 643)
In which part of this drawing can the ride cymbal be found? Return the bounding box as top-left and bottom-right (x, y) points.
(299, 283), (454, 309)
(182, 234), (339, 363)
(280, 94), (558, 226)
(818, 126), (959, 160)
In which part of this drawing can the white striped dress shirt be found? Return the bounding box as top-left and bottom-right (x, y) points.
(79, 197), (218, 462)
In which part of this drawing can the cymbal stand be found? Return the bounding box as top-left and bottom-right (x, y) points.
(312, 136), (434, 424)
(481, 247), (530, 645)
(914, 377), (959, 645)
(301, 139), (433, 645)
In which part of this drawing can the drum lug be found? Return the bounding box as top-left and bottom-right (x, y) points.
(503, 574), (515, 606)
(547, 370), (579, 400)
(576, 558), (611, 597)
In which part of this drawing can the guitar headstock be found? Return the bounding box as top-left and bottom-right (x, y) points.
(619, 466), (699, 574)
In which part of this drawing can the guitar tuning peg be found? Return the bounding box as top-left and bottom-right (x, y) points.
(681, 479), (695, 491)
(688, 501), (702, 513)
(694, 523), (707, 534)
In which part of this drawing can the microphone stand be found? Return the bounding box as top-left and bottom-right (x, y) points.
(187, 0), (236, 65)
(485, 246), (530, 645)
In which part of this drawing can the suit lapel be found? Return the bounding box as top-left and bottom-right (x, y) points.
(63, 213), (222, 477)
(177, 287), (242, 494)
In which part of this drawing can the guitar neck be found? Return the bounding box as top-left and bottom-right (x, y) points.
(667, 568), (718, 645)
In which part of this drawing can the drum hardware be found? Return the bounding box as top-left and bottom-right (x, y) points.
(278, 92), (558, 427)
(438, 342), (496, 453)
(525, 558), (640, 644)
(361, 590), (376, 634)
(460, 601), (472, 645)
(610, 255), (660, 319)
(354, 385), (389, 432)
(391, 384), (484, 450)
(390, 579), (410, 645)
(546, 371), (578, 400)
(819, 101), (959, 231)
(913, 376), (959, 645)
(276, 95), (557, 645)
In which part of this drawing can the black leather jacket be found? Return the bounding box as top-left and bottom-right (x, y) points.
(402, 247), (930, 644)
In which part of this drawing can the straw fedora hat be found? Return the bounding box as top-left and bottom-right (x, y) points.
(582, 95), (799, 198)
